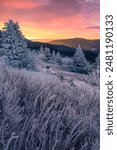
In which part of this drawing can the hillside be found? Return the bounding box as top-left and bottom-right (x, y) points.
(0, 64), (99, 150)
(49, 38), (100, 51)
(26, 39), (75, 57)
(0, 31), (99, 62)
(27, 39), (98, 62)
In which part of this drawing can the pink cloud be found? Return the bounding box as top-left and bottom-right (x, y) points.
(0, 0), (40, 10)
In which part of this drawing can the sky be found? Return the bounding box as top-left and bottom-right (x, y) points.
(0, 0), (100, 40)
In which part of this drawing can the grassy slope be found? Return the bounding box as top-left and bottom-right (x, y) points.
(0, 65), (99, 150)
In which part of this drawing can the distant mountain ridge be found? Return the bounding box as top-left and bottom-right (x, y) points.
(26, 39), (98, 62)
(49, 38), (100, 51)
(0, 30), (99, 62)
(26, 39), (75, 56)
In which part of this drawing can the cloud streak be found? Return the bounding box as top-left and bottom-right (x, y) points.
(86, 26), (100, 30)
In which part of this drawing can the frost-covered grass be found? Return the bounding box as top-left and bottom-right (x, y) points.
(76, 69), (100, 87)
(0, 65), (99, 150)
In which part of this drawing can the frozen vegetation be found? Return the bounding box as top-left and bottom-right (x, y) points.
(0, 65), (99, 150)
(0, 20), (100, 150)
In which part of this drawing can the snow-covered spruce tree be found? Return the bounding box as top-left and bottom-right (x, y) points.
(73, 45), (90, 73)
(40, 45), (44, 54)
(1, 20), (32, 69)
(0, 31), (9, 66)
(0, 30), (4, 57)
(44, 47), (51, 61)
(55, 51), (62, 65)
(51, 50), (56, 62)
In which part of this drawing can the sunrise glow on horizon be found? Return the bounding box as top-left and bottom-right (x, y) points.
(0, 0), (100, 40)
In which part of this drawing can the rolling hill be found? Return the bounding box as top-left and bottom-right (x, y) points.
(26, 39), (98, 62)
(49, 38), (100, 51)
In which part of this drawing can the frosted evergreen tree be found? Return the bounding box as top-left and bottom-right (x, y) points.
(55, 51), (62, 64)
(0, 31), (4, 57)
(73, 45), (90, 73)
(1, 20), (31, 69)
(73, 45), (88, 67)
(44, 47), (51, 61)
(51, 50), (56, 62)
(40, 45), (44, 54)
